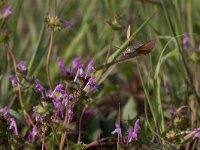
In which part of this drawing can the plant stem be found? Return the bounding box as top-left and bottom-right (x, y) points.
(78, 107), (86, 143)
(46, 31), (54, 90)
(4, 42), (34, 126)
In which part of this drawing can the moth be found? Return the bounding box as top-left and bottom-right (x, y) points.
(96, 25), (155, 70)
(123, 24), (155, 57)
(122, 40), (155, 57)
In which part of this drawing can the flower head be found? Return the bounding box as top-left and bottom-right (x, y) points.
(84, 76), (97, 94)
(74, 64), (84, 82)
(28, 126), (38, 143)
(17, 61), (28, 75)
(1, 106), (9, 119)
(126, 119), (140, 145)
(9, 118), (18, 135)
(111, 123), (122, 138)
(57, 57), (67, 77)
(85, 59), (95, 79)
(9, 75), (18, 87)
(3, 6), (12, 19)
(35, 79), (45, 93)
(72, 56), (80, 69)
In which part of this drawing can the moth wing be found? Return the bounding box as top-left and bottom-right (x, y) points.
(135, 40), (155, 55)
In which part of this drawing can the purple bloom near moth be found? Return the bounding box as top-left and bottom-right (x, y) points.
(72, 56), (81, 69)
(57, 57), (67, 77)
(111, 123), (123, 138)
(85, 59), (96, 79)
(35, 79), (45, 92)
(17, 61), (28, 75)
(126, 119), (140, 145)
(9, 118), (18, 135)
(84, 76), (97, 94)
(3, 6), (12, 19)
(74, 64), (84, 82)
(28, 126), (38, 143)
(9, 75), (18, 87)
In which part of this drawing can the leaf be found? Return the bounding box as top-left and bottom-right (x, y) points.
(122, 97), (137, 121)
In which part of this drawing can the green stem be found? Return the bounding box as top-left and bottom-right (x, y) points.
(46, 31), (54, 90)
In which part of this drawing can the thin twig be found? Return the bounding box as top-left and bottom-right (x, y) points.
(4, 42), (34, 127)
(59, 108), (69, 150)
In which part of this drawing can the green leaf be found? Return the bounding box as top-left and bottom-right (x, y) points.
(122, 96), (137, 121)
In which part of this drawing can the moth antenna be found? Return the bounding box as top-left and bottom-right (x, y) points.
(127, 24), (131, 46)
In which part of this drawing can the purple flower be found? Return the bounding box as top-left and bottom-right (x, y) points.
(17, 61), (28, 75)
(57, 110), (64, 120)
(193, 129), (200, 139)
(74, 64), (84, 82)
(53, 98), (63, 110)
(183, 32), (190, 53)
(72, 56), (80, 69)
(9, 118), (18, 135)
(85, 59), (96, 79)
(35, 79), (45, 92)
(67, 105), (74, 122)
(2, 106), (9, 119)
(28, 126), (38, 143)
(64, 20), (76, 28)
(3, 6), (12, 19)
(9, 75), (18, 87)
(50, 84), (65, 97)
(84, 76), (97, 94)
(111, 123), (122, 138)
(57, 57), (67, 77)
(126, 119), (140, 145)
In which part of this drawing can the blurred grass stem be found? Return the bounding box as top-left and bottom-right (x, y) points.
(46, 31), (54, 90)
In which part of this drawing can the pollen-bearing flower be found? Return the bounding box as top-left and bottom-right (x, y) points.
(35, 79), (45, 93)
(111, 123), (122, 138)
(28, 126), (38, 143)
(3, 6), (12, 20)
(126, 119), (140, 145)
(9, 118), (18, 135)
(17, 60), (28, 75)
(57, 57), (67, 77)
(85, 59), (95, 79)
(9, 75), (18, 87)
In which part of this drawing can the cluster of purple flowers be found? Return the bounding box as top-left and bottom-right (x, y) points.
(111, 119), (141, 146)
(6, 56), (98, 144)
(57, 56), (97, 94)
